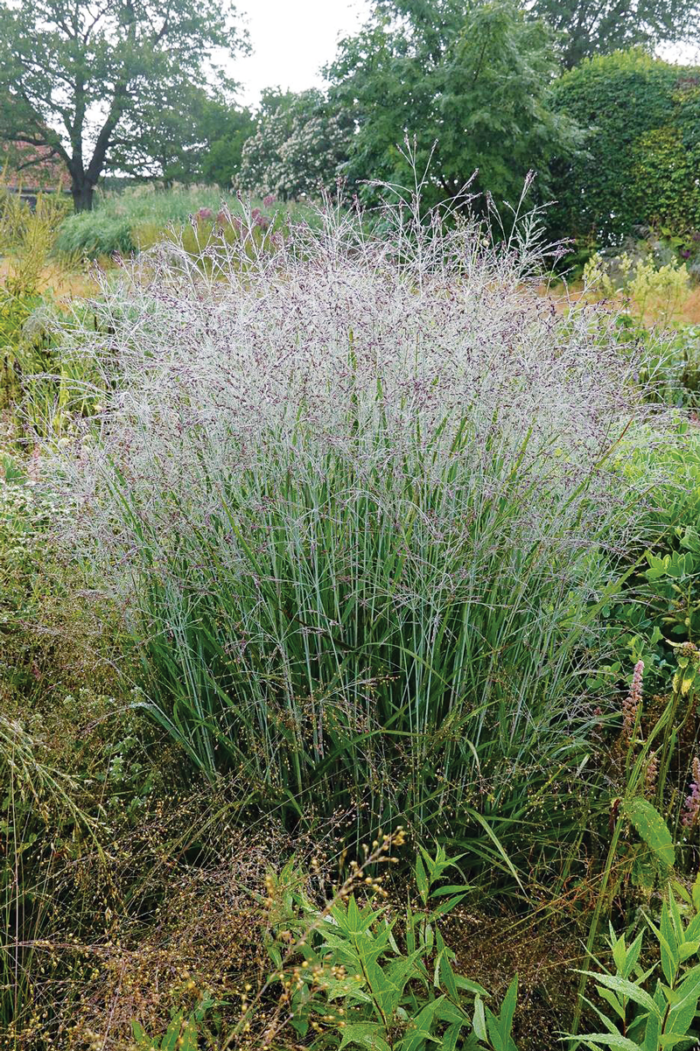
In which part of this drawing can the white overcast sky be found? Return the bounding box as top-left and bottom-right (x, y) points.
(235, 0), (371, 106)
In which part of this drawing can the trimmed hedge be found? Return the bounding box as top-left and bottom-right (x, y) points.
(549, 50), (700, 245)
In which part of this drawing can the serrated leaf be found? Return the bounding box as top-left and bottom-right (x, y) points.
(612, 934), (627, 974)
(598, 987), (625, 1020)
(661, 901), (680, 985)
(415, 856), (429, 905)
(678, 940), (699, 962)
(440, 953), (458, 1001)
(430, 894), (466, 918)
(398, 997), (445, 1051)
(438, 1022), (465, 1051)
(131, 1022), (152, 1049)
(646, 915), (678, 988)
(499, 975), (518, 1040)
(429, 885), (472, 897)
(455, 973), (489, 997)
(666, 969), (700, 1034)
(624, 932), (644, 979)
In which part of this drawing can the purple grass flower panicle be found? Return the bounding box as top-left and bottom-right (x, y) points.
(622, 659), (644, 746)
(46, 177), (659, 788)
(683, 757), (700, 828)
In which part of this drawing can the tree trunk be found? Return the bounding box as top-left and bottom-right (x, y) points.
(71, 178), (95, 212)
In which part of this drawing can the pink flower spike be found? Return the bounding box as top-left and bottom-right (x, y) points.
(683, 757), (700, 828)
(622, 659), (644, 745)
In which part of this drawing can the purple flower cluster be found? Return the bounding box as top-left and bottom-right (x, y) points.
(190, 203), (275, 241)
(251, 207), (271, 230)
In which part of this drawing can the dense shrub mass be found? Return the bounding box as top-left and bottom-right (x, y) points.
(550, 50), (700, 245)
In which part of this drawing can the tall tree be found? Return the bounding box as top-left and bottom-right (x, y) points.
(0, 0), (248, 210)
(531, 0), (700, 69)
(107, 87), (255, 186)
(328, 0), (583, 208)
(199, 101), (256, 187)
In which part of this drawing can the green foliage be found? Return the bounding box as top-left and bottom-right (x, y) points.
(55, 208), (136, 257)
(55, 185), (228, 257)
(0, 187), (80, 433)
(551, 50), (700, 246)
(623, 797), (675, 870)
(570, 889), (700, 1049)
(533, 0), (700, 69)
(109, 88), (255, 187)
(127, 417), (620, 882)
(255, 846), (519, 1051)
(607, 423), (700, 693)
(642, 326), (700, 408)
(199, 101), (256, 187)
(327, 0), (583, 207)
(583, 250), (691, 327)
(615, 535), (700, 694)
(633, 123), (700, 238)
(572, 636), (700, 1035)
(0, 0), (248, 210)
(132, 999), (222, 1050)
(0, 185), (71, 292)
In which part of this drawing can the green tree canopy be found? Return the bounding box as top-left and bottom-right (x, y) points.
(108, 89), (255, 187)
(327, 0), (583, 209)
(237, 88), (353, 200)
(531, 0), (700, 70)
(0, 0), (248, 210)
(199, 101), (256, 187)
(549, 49), (700, 245)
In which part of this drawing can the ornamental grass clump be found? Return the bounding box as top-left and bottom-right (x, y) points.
(48, 190), (654, 874)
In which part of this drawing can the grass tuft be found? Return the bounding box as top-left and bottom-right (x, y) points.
(46, 189), (662, 887)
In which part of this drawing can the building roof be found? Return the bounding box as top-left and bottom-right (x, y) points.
(1, 141), (66, 191)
